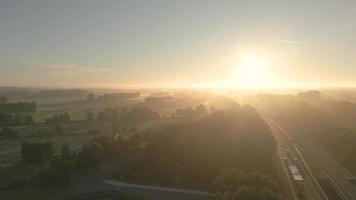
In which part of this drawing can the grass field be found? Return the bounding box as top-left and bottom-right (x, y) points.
(16, 96), (144, 123)
(0, 121), (112, 167)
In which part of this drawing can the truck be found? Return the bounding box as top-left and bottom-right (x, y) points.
(288, 164), (305, 194)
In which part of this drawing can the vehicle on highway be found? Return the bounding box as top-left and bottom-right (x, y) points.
(348, 177), (356, 185)
(287, 164), (305, 194)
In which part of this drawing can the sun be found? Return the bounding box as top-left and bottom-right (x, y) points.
(233, 54), (271, 89)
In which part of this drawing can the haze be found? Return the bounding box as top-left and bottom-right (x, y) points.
(3, 2), (356, 200)
(1, 0), (356, 89)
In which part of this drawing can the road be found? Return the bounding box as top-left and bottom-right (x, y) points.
(266, 118), (329, 200)
(103, 179), (209, 200)
(297, 136), (356, 200)
(53, 177), (209, 200)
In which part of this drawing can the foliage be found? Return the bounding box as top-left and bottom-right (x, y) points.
(21, 141), (55, 164)
(94, 92), (140, 101)
(76, 142), (104, 172)
(175, 104), (208, 118)
(0, 102), (36, 113)
(0, 112), (34, 127)
(0, 96), (9, 104)
(46, 112), (70, 124)
(212, 169), (281, 200)
(38, 89), (85, 97)
(60, 143), (72, 159)
(115, 106), (276, 188)
(96, 107), (159, 123)
(36, 158), (76, 190)
(0, 127), (19, 140)
(86, 111), (94, 121)
(214, 185), (281, 200)
(247, 92), (356, 174)
(54, 124), (64, 135)
(68, 191), (139, 200)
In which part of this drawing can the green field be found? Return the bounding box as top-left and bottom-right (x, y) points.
(0, 121), (112, 167)
(26, 97), (143, 123)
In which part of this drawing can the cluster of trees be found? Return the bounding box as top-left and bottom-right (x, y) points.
(144, 94), (204, 109)
(0, 128), (19, 140)
(21, 141), (55, 164)
(46, 112), (70, 124)
(19, 141), (98, 189)
(86, 92), (140, 102)
(318, 128), (356, 174)
(246, 93), (333, 136)
(247, 92), (356, 175)
(0, 102), (36, 113)
(0, 96), (9, 104)
(14, 104), (279, 194)
(212, 169), (281, 200)
(19, 134), (138, 190)
(96, 107), (159, 123)
(0, 112), (34, 127)
(297, 90), (322, 101)
(175, 104), (209, 118)
(35, 141), (107, 189)
(0, 100), (36, 127)
(113, 106), (277, 189)
(38, 89), (85, 97)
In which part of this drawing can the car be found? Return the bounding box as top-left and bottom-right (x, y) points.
(347, 177), (356, 185)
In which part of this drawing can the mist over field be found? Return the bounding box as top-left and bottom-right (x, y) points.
(2, 0), (356, 200)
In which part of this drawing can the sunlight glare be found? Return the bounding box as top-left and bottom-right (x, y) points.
(233, 54), (272, 89)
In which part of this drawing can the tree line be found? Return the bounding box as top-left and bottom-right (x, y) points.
(13, 105), (281, 199)
(0, 102), (36, 113)
(0, 100), (36, 127)
(94, 107), (159, 123)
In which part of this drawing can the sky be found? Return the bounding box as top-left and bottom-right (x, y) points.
(0, 0), (356, 89)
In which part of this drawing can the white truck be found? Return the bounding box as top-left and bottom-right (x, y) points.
(288, 164), (305, 194)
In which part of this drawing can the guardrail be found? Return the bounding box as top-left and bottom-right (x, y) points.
(295, 142), (352, 200)
(328, 174), (352, 200)
(267, 118), (329, 200)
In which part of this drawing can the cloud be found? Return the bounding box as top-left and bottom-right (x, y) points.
(273, 39), (309, 46)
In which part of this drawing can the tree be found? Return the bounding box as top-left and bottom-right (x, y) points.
(0, 128), (19, 140)
(54, 124), (64, 135)
(195, 104), (208, 115)
(36, 158), (76, 189)
(61, 112), (70, 122)
(212, 170), (281, 200)
(21, 141), (54, 164)
(61, 143), (72, 159)
(0, 97), (9, 104)
(76, 142), (104, 172)
(0, 112), (11, 126)
(25, 115), (34, 124)
(0, 102), (36, 113)
(86, 92), (96, 101)
(86, 111), (94, 121)
(46, 113), (70, 124)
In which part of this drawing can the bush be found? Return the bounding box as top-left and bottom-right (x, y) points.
(0, 128), (19, 140)
(212, 170), (281, 200)
(36, 158), (76, 189)
(21, 141), (54, 164)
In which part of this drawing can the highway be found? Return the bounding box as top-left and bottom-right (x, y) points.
(266, 118), (329, 200)
(297, 135), (356, 200)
